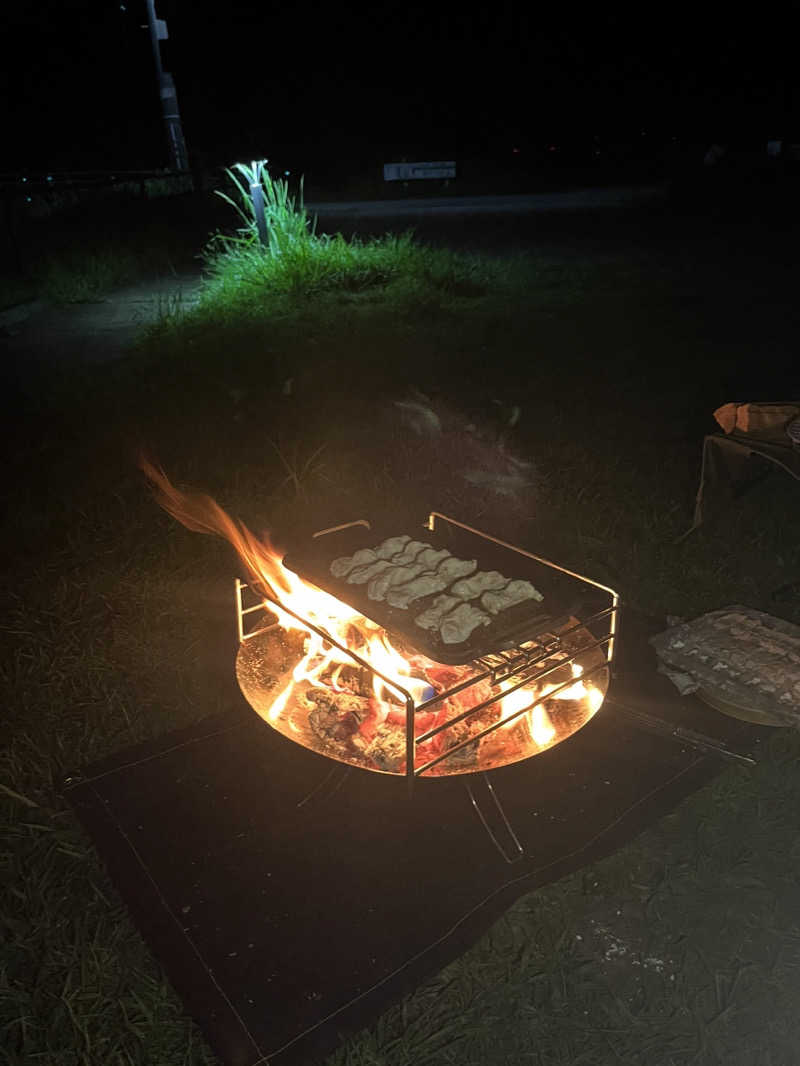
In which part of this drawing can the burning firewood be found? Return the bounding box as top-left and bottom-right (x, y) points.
(363, 714), (482, 774)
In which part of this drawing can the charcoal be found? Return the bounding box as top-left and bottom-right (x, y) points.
(306, 689), (371, 716)
(436, 722), (480, 770)
(306, 689), (372, 743)
(364, 725), (406, 773)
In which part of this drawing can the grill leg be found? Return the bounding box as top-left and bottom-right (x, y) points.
(296, 763), (352, 810)
(465, 773), (525, 864)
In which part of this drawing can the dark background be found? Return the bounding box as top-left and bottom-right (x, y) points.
(4, 3), (797, 181)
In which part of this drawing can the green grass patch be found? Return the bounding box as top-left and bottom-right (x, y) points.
(33, 246), (148, 303)
(195, 161), (496, 306)
(7, 184), (213, 306)
(12, 234), (184, 306)
(200, 229), (492, 300)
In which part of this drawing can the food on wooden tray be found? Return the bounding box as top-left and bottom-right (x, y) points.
(414, 594), (461, 631)
(440, 602), (492, 645)
(450, 570), (509, 600)
(386, 572), (450, 608)
(374, 534), (411, 560)
(346, 559), (394, 585)
(330, 547), (377, 578)
(367, 562), (426, 601)
(481, 578), (543, 614)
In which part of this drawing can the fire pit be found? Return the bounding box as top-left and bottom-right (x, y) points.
(234, 514), (618, 784)
(139, 462), (618, 802)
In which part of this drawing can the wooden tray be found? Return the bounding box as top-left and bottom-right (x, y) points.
(697, 687), (785, 727)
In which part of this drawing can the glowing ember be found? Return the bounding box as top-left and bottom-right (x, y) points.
(141, 459), (608, 776)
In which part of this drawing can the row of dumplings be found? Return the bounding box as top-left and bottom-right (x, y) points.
(330, 535), (543, 644)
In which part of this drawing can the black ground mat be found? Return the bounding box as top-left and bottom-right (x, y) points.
(64, 612), (767, 1066)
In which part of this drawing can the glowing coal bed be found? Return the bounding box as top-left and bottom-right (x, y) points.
(236, 607), (610, 778)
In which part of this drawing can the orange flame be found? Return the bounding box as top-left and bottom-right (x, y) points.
(139, 458), (426, 709)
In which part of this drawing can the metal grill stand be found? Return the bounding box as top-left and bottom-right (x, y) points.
(236, 514), (619, 781)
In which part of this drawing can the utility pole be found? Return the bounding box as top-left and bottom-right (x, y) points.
(144, 0), (189, 171)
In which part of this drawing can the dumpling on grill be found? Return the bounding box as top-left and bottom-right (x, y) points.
(436, 557), (478, 582)
(440, 602), (492, 645)
(414, 594), (461, 631)
(330, 547), (377, 578)
(450, 570), (509, 600)
(367, 562), (426, 602)
(481, 579), (543, 614)
(386, 572), (450, 609)
(390, 540), (432, 566)
(416, 547), (451, 570)
(347, 559), (394, 585)
(374, 535), (411, 560)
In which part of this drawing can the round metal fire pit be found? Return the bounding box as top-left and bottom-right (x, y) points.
(236, 622), (610, 778)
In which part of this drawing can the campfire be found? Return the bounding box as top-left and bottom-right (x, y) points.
(236, 593), (609, 777)
(141, 461), (618, 783)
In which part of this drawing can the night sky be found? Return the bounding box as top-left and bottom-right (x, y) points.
(4, 3), (796, 174)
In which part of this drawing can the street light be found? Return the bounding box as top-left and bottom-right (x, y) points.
(144, 0), (189, 171)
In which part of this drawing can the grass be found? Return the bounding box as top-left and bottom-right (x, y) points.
(2, 190), (800, 1064)
(199, 229), (492, 301)
(0, 182), (223, 307)
(31, 245), (160, 303)
(1, 231), (181, 307)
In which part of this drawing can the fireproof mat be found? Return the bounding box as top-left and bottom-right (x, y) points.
(64, 613), (766, 1066)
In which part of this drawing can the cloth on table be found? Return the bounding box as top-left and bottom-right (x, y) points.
(680, 401), (800, 536)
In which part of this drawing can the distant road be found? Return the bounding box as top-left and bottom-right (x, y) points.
(307, 184), (666, 219)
